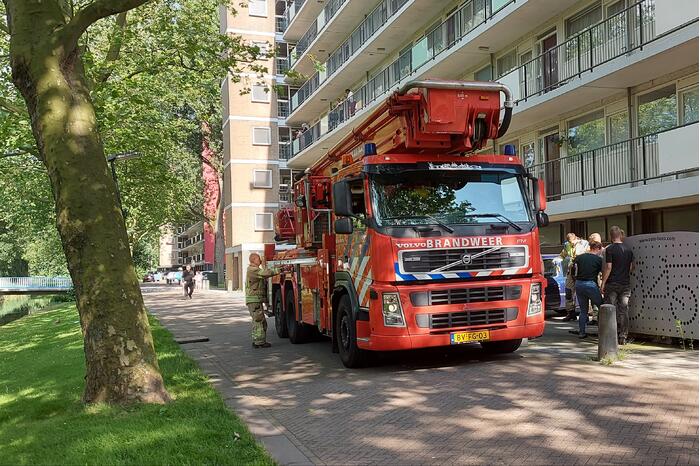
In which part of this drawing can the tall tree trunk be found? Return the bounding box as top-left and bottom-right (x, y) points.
(5, 0), (169, 404)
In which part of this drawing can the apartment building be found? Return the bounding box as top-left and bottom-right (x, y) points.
(220, 0), (698, 287)
(158, 223), (214, 271)
(219, 0), (301, 290)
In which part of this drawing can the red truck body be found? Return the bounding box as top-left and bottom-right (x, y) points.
(267, 80), (549, 367)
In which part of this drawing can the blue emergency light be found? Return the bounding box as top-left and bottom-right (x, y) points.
(364, 143), (377, 156)
(503, 144), (516, 156)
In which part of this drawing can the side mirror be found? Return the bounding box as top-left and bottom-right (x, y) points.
(536, 211), (549, 227)
(533, 178), (547, 211)
(334, 217), (353, 234)
(332, 180), (353, 216)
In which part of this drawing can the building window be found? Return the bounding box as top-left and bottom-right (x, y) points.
(252, 127), (272, 145)
(565, 3), (602, 38)
(249, 0), (267, 17)
(680, 86), (699, 125)
(496, 50), (517, 78)
(251, 84), (270, 103)
(254, 213), (274, 231)
(252, 169), (273, 188)
(567, 109), (605, 154)
(474, 65), (492, 82)
(637, 84), (677, 136)
(607, 111), (629, 144)
(252, 41), (270, 58)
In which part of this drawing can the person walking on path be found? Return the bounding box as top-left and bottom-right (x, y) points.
(601, 226), (634, 345)
(587, 233), (605, 324)
(246, 253), (281, 349)
(560, 233), (589, 321)
(572, 241), (604, 338)
(182, 265), (195, 299)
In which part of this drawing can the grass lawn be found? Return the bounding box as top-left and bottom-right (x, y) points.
(0, 304), (273, 465)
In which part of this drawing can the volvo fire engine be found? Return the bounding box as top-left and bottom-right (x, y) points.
(265, 80), (550, 367)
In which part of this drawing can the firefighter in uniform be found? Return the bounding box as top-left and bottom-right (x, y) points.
(245, 253), (280, 348)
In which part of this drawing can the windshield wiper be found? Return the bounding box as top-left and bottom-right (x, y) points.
(468, 213), (523, 231)
(382, 215), (454, 233)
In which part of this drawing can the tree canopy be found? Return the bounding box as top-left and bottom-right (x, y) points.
(0, 0), (265, 275)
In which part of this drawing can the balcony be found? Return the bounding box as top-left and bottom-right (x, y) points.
(284, 0), (324, 42)
(287, 0), (697, 168)
(502, 0), (656, 104)
(531, 123), (698, 215)
(289, 0), (347, 69)
(289, 0), (524, 157)
(289, 0), (413, 116)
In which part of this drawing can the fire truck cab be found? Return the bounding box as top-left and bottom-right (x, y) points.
(266, 80), (549, 368)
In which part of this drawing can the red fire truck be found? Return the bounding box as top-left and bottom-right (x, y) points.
(266, 80), (549, 367)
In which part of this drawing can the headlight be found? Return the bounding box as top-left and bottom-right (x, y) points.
(527, 282), (542, 316)
(382, 292), (406, 327)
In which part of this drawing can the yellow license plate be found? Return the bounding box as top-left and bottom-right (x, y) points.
(450, 330), (490, 344)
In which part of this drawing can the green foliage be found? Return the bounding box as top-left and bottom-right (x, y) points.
(0, 1), (265, 274)
(22, 228), (69, 277)
(0, 305), (273, 465)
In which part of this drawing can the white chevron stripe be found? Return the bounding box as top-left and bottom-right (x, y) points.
(358, 270), (373, 305)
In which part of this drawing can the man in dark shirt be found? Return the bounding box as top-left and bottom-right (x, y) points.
(602, 226), (634, 345)
(182, 265), (195, 299)
(573, 241), (604, 338)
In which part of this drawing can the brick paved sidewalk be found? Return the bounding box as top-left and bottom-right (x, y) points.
(144, 285), (699, 466)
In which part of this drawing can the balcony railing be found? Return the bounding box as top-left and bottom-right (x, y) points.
(502, 0), (655, 102)
(528, 122), (698, 201)
(291, 122), (321, 155)
(275, 15), (287, 34)
(291, 0), (510, 154)
(284, 0), (306, 29)
(291, 0), (410, 112)
(277, 100), (290, 118)
(279, 191), (293, 203)
(290, 0), (347, 67)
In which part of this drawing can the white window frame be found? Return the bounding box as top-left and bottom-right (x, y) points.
(252, 169), (273, 189)
(252, 41), (270, 57)
(251, 84), (270, 103)
(248, 0), (268, 17)
(254, 213), (274, 231)
(252, 127), (272, 146)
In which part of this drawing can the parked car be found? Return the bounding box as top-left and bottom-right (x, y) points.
(543, 254), (566, 314)
(165, 271), (183, 285)
(142, 272), (154, 283)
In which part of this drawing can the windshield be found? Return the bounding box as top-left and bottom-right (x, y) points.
(370, 170), (531, 227)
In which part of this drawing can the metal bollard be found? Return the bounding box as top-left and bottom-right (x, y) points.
(598, 304), (618, 360)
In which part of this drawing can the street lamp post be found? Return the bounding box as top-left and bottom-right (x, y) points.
(107, 151), (141, 218)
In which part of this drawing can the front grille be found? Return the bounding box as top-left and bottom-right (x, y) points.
(411, 285), (521, 306)
(429, 309), (510, 329)
(401, 246), (527, 273)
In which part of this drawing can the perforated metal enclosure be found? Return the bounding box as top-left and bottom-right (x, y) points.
(626, 232), (698, 339)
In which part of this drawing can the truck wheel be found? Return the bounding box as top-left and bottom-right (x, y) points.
(336, 295), (367, 368)
(480, 339), (522, 354)
(286, 289), (310, 344)
(273, 291), (288, 338)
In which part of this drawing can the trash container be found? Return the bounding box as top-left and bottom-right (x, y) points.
(205, 272), (218, 287)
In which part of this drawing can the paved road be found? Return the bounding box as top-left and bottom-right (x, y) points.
(144, 285), (699, 465)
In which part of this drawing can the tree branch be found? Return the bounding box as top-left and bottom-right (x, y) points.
(60, 0), (150, 53)
(98, 11), (127, 84)
(0, 95), (27, 115)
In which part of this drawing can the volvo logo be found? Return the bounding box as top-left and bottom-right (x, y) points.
(461, 253), (473, 265)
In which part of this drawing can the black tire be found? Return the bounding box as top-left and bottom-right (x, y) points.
(286, 289), (310, 344)
(480, 338), (522, 354)
(273, 291), (288, 338)
(336, 295), (367, 368)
